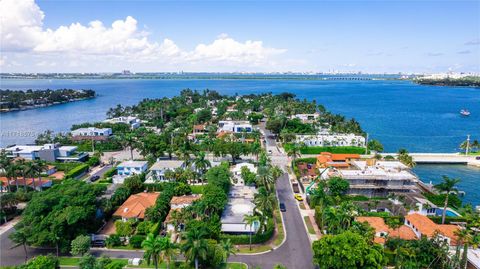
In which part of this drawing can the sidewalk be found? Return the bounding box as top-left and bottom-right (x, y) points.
(0, 216), (20, 236)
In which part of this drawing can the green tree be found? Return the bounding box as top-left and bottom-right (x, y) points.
(21, 254), (58, 269)
(160, 236), (178, 269)
(243, 214), (259, 251)
(254, 186), (276, 221)
(142, 233), (163, 269)
(9, 225), (30, 262)
(220, 239), (236, 263)
(434, 175), (460, 224)
(193, 151), (211, 182)
(286, 143), (302, 163)
(367, 139), (384, 153)
(327, 177), (350, 197)
(312, 231), (385, 269)
(70, 235), (91, 256)
(181, 228), (208, 269)
(397, 149), (415, 168)
(79, 253), (96, 269)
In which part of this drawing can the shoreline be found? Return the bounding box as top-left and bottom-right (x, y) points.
(0, 96), (96, 113)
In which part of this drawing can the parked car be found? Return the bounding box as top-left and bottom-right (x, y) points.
(89, 175), (100, 182)
(279, 202), (286, 212)
(294, 194), (304, 201)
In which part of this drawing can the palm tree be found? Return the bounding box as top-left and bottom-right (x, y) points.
(0, 151), (12, 192)
(397, 149), (416, 168)
(120, 133), (137, 160)
(33, 160), (47, 191)
(256, 166), (274, 191)
(9, 226), (29, 263)
(287, 143), (301, 163)
(24, 162), (36, 191)
(193, 151), (211, 182)
(142, 233), (163, 269)
(15, 159), (28, 192)
(254, 187), (276, 220)
(243, 214), (259, 250)
(160, 237), (178, 269)
(181, 229), (208, 269)
(455, 228), (473, 269)
(5, 163), (18, 192)
(220, 239), (236, 263)
(434, 176), (460, 224)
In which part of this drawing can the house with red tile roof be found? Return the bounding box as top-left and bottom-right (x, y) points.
(316, 152), (360, 168)
(113, 192), (160, 221)
(405, 213), (460, 246)
(356, 216), (417, 244)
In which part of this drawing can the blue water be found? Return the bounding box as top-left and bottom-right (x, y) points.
(413, 164), (480, 206)
(0, 78), (479, 205)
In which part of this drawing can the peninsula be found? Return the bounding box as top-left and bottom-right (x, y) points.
(0, 88), (96, 112)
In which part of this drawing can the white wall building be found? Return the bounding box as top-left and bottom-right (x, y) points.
(290, 113), (320, 123)
(4, 144), (88, 162)
(146, 160), (185, 183)
(113, 161), (148, 184)
(296, 132), (366, 147)
(221, 185), (259, 234)
(71, 127), (112, 137)
(231, 163), (257, 185)
(104, 116), (141, 129)
(218, 121), (253, 133)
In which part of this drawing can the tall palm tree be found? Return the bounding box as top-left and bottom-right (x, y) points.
(254, 187), (276, 220)
(9, 226), (29, 263)
(24, 162), (36, 191)
(120, 133), (137, 160)
(434, 176), (460, 224)
(5, 163), (18, 192)
(220, 239), (236, 263)
(142, 233), (163, 269)
(286, 143), (302, 163)
(33, 160), (47, 191)
(160, 237), (178, 269)
(193, 151), (211, 183)
(243, 214), (259, 251)
(256, 166), (274, 191)
(397, 149), (416, 168)
(181, 229), (208, 269)
(15, 159), (28, 192)
(0, 151), (12, 192)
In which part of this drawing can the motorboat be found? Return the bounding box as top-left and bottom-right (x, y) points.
(460, 109), (471, 116)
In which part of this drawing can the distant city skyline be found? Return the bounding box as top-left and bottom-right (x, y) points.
(1, 0), (479, 73)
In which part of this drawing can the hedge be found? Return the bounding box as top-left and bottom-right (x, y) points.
(65, 164), (89, 179)
(428, 216), (467, 224)
(299, 146), (367, 155)
(129, 235), (145, 248)
(219, 219), (274, 244)
(50, 162), (81, 173)
(102, 167), (117, 179)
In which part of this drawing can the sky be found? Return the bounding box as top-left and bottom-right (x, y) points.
(0, 0), (479, 73)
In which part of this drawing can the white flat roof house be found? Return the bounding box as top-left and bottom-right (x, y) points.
(71, 127), (112, 138)
(231, 163), (257, 185)
(145, 160), (185, 183)
(221, 185), (259, 234)
(290, 113), (320, 123)
(296, 132), (366, 147)
(4, 144), (88, 162)
(218, 121), (253, 133)
(113, 161), (148, 184)
(104, 116), (141, 129)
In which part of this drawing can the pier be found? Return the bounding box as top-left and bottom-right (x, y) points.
(380, 153), (480, 166)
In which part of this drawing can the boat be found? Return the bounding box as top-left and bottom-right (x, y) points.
(460, 109), (471, 116)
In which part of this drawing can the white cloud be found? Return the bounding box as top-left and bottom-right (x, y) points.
(0, 0), (286, 71)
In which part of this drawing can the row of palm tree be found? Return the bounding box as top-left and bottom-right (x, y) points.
(0, 151), (47, 193)
(142, 230), (236, 269)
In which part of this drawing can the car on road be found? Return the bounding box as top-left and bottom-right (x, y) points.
(294, 194), (304, 201)
(279, 202), (286, 212)
(89, 175), (100, 182)
(268, 149), (273, 155)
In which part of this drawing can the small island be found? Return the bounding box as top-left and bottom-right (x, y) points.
(0, 88), (96, 112)
(414, 76), (480, 87)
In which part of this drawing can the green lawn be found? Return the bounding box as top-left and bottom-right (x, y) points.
(304, 216), (316, 234)
(237, 244), (272, 254)
(190, 185), (204, 194)
(59, 257), (128, 266)
(273, 209), (285, 246)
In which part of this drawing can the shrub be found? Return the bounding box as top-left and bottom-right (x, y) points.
(149, 222), (161, 235)
(115, 219), (136, 237)
(136, 221), (153, 235)
(86, 156), (100, 167)
(65, 164), (89, 179)
(129, 235), (145, 248)
(103, 167), (117, 179)
(70, 235), (91, 256)
(105, 234), (121, 248)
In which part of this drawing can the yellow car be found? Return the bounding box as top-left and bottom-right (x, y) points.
(294, 194), (304, 201)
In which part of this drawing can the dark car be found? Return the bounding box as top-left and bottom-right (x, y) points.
(279, 202), (286, 212)
(89, 175), (100, 182)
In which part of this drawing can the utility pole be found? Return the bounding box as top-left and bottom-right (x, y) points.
(365, 133), (369, 155)
(466, 134), (470, 155)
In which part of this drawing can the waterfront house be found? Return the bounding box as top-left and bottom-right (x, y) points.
(4, 143), (88, 162)
(104, 116), (141, 129)
(296, 132), (366, 148)
(330, 159), (419, 197)
(404, 213), (460, 246)
(218, 120), (253, 133)
(113, 161), (148, 184)
(316, 152), (360, 168)
(221, 185), (259, 234)
(113, 192), (160, 221)
(145, 160), (185, 183)
(71, 127), (112, 141)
